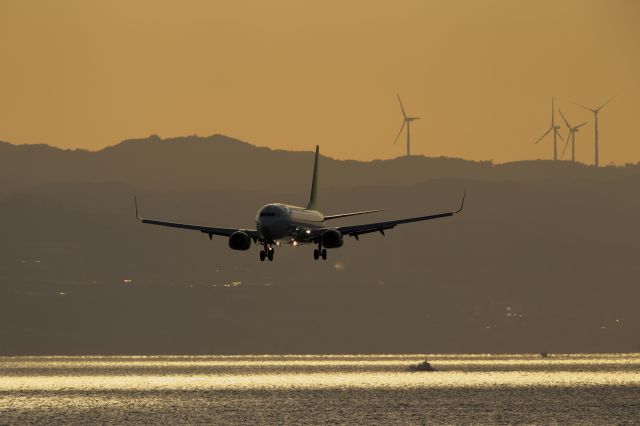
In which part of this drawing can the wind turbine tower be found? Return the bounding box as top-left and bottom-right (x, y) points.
(573, 97), (615, 167)
(559, 109), (587, 162)
(534, 98), (564, 160)
(394, 94), (420, 157)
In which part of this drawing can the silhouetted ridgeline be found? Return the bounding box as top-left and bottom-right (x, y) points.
(2, 135), (640, 196)
(0, 135), (639, 354)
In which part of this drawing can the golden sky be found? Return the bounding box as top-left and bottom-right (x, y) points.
(1, 0), (639, 164)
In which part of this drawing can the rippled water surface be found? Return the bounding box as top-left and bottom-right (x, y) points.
(1, 354), (639, 424)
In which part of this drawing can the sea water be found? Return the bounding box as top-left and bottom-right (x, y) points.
(0, 354), (639, 424)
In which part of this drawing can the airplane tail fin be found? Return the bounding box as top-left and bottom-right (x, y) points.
(306, 145), (319, 210)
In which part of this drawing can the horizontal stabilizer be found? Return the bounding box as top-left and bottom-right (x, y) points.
(324, 209), (384, 221)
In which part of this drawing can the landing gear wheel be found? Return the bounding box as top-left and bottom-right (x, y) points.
(267, 249), (274, 261)
(313, 249), (320, 260)
(321, 249), (327, 260)
(259, 251), (266, 261)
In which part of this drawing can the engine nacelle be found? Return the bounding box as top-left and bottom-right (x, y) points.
(228, 231), (252, 251)
(321, 229), (344, 248)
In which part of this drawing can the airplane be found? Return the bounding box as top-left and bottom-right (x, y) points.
(135, 146), (466, 262)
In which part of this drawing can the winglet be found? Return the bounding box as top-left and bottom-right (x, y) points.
(454, 189), (466, 214)
(134, 196), (142, 221)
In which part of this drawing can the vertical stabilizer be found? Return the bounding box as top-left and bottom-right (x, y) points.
(306, 145), (319, 210)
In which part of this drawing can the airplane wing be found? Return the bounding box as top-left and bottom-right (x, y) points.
(336, 190), (466, 239)
(135, 197), (259, 240)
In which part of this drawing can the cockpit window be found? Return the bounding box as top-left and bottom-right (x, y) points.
(260, 212), (276, 217)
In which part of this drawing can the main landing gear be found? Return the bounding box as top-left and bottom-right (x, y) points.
(260, 245), (274, 262)
(313, 247), (327, 261)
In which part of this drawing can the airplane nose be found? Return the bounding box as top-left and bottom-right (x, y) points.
(259, 221), (272, 238)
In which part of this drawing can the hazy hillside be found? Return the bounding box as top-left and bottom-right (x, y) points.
(0, 136), (639, 354)
(2, 135), (639, 197)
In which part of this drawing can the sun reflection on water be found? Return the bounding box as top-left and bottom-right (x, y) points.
(1, 354), (639, 424)
(1, 354), (639, 391)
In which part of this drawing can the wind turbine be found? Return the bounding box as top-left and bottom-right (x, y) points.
(393, 94), (420, 157)
(572, 96), (615, 167)
(558, 110), (587, 162)
(534, 98), (564, 160)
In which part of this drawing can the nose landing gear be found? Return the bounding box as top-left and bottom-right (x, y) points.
(260, 244), (275, 262)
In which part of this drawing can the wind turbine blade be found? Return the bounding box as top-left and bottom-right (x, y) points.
(571, 101), (596, 113)
(534, 127), (552, 144)
(558, 109), (571, 129)
(561, 133), (571, 159)
(597, 95), (617, 111)
(397, 94), (407, 119)
(575, 122), (588, 129)
(555, 128), (565, 141)
(393, 120), (406, 144)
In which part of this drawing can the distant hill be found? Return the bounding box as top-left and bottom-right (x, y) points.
(0, 135), (639, 354)
(2, 135), (639, 197)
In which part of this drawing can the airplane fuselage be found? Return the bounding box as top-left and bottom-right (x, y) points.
(256, 203), (325, 245)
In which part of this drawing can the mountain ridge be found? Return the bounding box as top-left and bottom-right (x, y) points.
(1, 134), (639, 199)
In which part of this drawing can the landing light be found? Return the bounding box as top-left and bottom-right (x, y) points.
(305, 230), (311, 235)
(293, 241), (298, 246)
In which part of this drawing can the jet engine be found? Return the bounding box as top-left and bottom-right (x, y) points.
(321, 229), (344, 248)
(228, 231), (252, 251)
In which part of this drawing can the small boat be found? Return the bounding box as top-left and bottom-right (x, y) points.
(409, 357), (436, 372)
(540, 352), (549, 358)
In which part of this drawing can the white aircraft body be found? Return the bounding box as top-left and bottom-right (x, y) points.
(135, 146), (465, 261)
